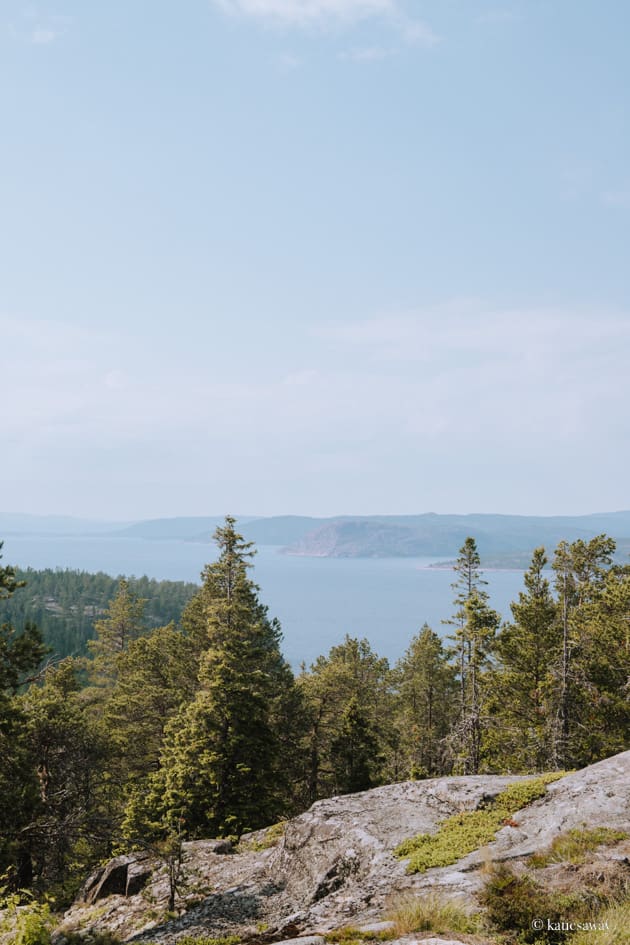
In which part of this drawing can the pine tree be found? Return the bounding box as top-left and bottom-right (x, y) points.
(298, 636), (391, 801)
(20, 660), (108, 899)
(485, 548), (559, 771)
(87, 579), (147, 688)
(0, 545), (48, 888)
(104, 624), (198, 790)
(393, 624), (456, 778)
(124, 517), (297, 840)
(445, 538), (499, 773)
(551, 535), (616, 767)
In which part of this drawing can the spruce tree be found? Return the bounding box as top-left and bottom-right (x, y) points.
(551, 535), (616, 767)
(87, 579), (147, 689)
(485, 548), (559, 771)
(0, 545), (47, 888)
(393, 624), (456, 777)
(298, 636), (391, 801)
(445, 538), (499, 773)
(125, 517), (297, 840)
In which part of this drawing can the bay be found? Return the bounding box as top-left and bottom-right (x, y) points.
(2, 535), (530, 668)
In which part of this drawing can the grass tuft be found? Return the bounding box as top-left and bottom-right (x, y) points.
(570, 899), (630, 945)
(529, 827), (628, 868)
(384, 890), (483, 936)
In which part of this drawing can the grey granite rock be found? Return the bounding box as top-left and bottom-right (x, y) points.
(56, 750), (630, 944)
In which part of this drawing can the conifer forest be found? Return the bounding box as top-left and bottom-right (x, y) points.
(0, 518), (629, 905)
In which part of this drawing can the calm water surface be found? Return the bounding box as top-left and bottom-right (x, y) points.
(3, 536), (529, 668)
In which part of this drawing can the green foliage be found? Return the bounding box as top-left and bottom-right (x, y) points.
(394, 773), (565, 873)
(18, 660), (110, 901)
(143, 937), (239, 945)
(484, 548), (559, 772)
(298, 635), (391, 803)
(104, 624), (198, 787)
(445, 538), (500, 774)
(479, 863), (585, 943)
(391, 624), (456, 779)
(0, 556), (49, 888)
(0, 889), (54, 945)
(125, 517), (300, 840)
(0, 567), (197, 662)
(529, 827), (629, 868)
(324, 927), (395, 942)
(86, 580), (147, 688)
(384, 891), (482, 936)
(570, 899), (630, 945)
(240, 820), (286, 851)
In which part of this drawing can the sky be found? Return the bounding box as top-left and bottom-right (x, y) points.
(1, 0), (629, 520)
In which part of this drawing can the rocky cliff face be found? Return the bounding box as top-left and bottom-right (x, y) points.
(57, 751), (630, 945)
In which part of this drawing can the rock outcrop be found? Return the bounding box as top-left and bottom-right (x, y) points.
(57, 751), (630, 944)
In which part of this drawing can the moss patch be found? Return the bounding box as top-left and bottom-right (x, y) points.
(324, 927), (395, 944)
(239, 821), (286, 852)
(394, 773), (565, 873)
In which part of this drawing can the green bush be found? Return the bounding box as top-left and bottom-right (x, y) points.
(479, 863), (584, 944)
(394, 773), (565, 873)
(0, 892), (54, 945)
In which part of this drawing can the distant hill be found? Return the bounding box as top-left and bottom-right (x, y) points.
(283, 512), (630, 558)
(3, 511), (630, 560)
(115, 516), (232, 540)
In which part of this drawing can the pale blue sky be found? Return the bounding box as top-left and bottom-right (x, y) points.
(2, 1), (629, 519)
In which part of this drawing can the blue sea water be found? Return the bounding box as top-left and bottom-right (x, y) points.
(2, 536), (530, 668)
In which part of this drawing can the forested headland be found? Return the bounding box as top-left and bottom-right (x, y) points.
(0, 518), (628, 908)
(0, 569), (198, 659)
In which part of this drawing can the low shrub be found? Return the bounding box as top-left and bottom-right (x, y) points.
(479, 863), (586, 944)
(0, 892), (55, 945)
(394, 773), (565, 873)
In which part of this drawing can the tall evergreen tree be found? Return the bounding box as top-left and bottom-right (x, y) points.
(393, 624), (456, 778)
(124, 517), (298, 840)
(298, 636), (391, 801)
(104, 624), (198, 791)
(19, 660), (108, 900)
(485, 548), (559, 771)
(551, 535), (616, 767)
(0, 545), (47, 888)
(445, 538), (499, 773)
(87, 579), (147, 689)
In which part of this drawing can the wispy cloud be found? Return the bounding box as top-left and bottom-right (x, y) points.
(212, 0), (438, 43)
(9, 9), (73, 46)
(214, 0), (392, 26)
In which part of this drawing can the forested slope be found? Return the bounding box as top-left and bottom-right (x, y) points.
(0, 568), (198, 658)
